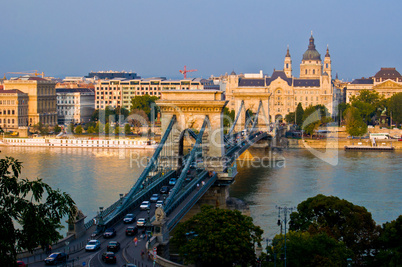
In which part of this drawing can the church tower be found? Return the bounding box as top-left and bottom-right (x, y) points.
(284, 46), (292, 78)
(323, 45), (332, 79)
(300, 33), (322, 79)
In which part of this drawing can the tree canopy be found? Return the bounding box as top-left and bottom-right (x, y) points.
(0, 156), (76, 265)
(302, 105), (331, 135)
(388, 92), (402, 126)
(350, 90), (384, 124)
(295, 103), (304, 127)
(130, 95), (159, 120)
(376, 215), (402, 266)
(344, 106), (368, 136)
(171, 205), (263, 267)
(289, 194), (380, 263)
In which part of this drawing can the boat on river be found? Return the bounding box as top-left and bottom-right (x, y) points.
(0, 137), (158, 149)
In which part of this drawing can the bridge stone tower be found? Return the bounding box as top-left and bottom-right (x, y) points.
(156, 90), (228, 175)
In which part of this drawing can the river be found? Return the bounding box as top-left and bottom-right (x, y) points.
(1, 146), (401, 240)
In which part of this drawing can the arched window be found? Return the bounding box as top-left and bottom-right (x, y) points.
(286, 63), (289, 68)
(305, 69), (307, 75)
(326, 63), (329, 68)
(313, 69), (315, 74)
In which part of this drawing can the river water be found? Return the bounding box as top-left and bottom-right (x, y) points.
(1, 146), (401, 240)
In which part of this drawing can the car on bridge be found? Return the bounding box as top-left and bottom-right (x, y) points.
(107, 241), (120, 252)
(140, 201), (151, 210)
(150, 193), (159, 202)
(44, 252), (68, 265)
(137, 218), (147, 227)
(169, 178), (177, 185)
(160, 186), (169, 194)
(102, 251), (117, 263)
(156, 200), (164, 208)
(103, 228), (117, 238)
(123, 213), (136, 223)
(85, 240), (101, 251)
(125, 226), (138, 236)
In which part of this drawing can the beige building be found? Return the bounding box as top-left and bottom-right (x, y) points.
(225, 34), (336, 121)
(346, 68), (402, 103)
(95, 77), (219, 110)
(0, 89), (29, 130)
(56, 88), (95, 125)
(3, 76), (57, 126)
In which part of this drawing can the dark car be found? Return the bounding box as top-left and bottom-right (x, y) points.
(123, 213), (136, 224)
(126, 226), (138, 236)
(44, 252), (68, 265)
(103, 228), (116, 238)
(107, 241), (120, 252)
(160, 186), (169, 194)
(102, 251), (117, 263)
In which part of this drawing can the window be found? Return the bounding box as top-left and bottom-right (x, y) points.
(313, 69), (315, 74)
(305, 70), (307, 74)
(326, 63), (328, 68)
(286, 63), (289, 68)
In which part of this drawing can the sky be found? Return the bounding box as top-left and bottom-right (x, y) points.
(1, 0), (401, 81)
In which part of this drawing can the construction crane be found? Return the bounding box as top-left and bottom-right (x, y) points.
(179, 65), (197, 79)
(7, 70), (45, 78)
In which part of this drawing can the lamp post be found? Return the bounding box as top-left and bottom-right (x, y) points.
(276, 206), (295, 267)
(119, 194), (124, 204)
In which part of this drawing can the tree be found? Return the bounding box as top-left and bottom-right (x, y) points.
(130, 95), (159, 120)
(0, 156), (76, 265)
(114, 125), (120, 135)
(128, 109), (150, 129)
(375, 215), (402, 266)
(171, 205), (263, 267)
(295, 103), (304, 127)
(223, 107), (235, 129)
(53, 124), (61, 134)
(388, 92), (402, 127)
(105, 123), (110, 134)
(289, 194), (380, 263)
(344, 107), (368, 136)
(75, 125), (83, 134)
(285, 112), (295, 124)
(67, 123), (74, 134)
(87, 126), (95, 134)
(337, 102), (350, 125)
(268, 231), (352, 267)
(124, 124), (131, 135)
(302, 105), (331, 136)
(350, 90), (384, 124)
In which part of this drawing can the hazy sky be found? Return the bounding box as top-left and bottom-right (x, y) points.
(1, 0), (401, 81)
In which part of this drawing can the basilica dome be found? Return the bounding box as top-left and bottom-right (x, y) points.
(302, 35), (321, 61)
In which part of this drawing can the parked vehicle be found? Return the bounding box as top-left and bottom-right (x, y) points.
(44, 252), (68, 265)
(85, 240), (101, 251)
(140, 201), (151, 210)
(107, 241), (120, 252)
(102, 252), (117, 263)
(137, 218), (147, 227)
(103, 228), (116, 238)
(126, 226), (138, 236)
(123, 213), (136, 224)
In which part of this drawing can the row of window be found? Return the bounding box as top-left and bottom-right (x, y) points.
(0, 100), (16, 105)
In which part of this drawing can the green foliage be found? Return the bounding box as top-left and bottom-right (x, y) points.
(337, 103), (350, 125)
(171, 205), (263, 267)
(114, 125), (120, 135)
(289, 194), (380, 263)
(302, 105), (331, 135)
(285, 112), (295, 124)
(75, 125), (83, 134)
(105, 123), (110, 134)
(388, 92), (402, 126)
(295, 103), (304, 126)
(87, 126), (95, 134)
(130, 95), (159, 120)
(268, 231), (352, 267)
(53, 124), (61, 134)
(375, 215), (402, 265)
(0, 156), (76, 265)
(124, 124), (131, 135)
(91, 107), (130, 123)
(350, 89), (384, 124)
(33, 122), (49, 135)
(344, 107), (368, 136)
(223, 107), (235, 128)
(128, 109), (150, 128)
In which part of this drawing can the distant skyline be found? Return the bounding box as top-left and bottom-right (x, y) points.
(1, 0), (401, 81)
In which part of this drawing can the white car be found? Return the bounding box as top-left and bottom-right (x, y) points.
(140, 201), (151, 210)
(85, 240), (101, 251)
(137, 218), (146, 227)
(156, 200), (164, 208)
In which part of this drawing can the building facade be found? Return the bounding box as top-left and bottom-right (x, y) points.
(0, 89), (29, 130)
(3, 76), (57, 126)
(225, 34), (336, 121)
(346, 68), (402, 103)
(56, 88), (95, 125)
(95, 77), (219, 110)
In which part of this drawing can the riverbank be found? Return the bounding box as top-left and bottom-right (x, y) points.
(287, 138), (402, 150)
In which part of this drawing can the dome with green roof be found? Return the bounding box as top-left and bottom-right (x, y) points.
(302, 34), (321, 61)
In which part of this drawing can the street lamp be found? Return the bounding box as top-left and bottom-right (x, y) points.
(276, 206), (295, 267)
(119, 194), (124, 204)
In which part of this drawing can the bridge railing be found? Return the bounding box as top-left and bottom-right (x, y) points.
(166, 172), (218, 231)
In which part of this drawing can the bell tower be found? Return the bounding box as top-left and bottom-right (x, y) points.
(284, 45), (292, 78)
(323, 45), (332, 79)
